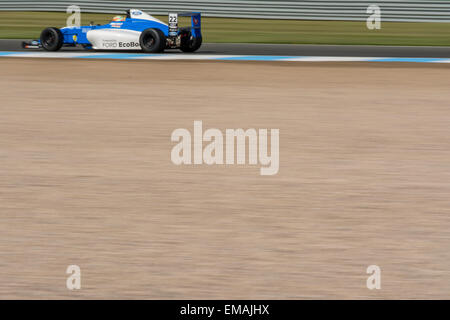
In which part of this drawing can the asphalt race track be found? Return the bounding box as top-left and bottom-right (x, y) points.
(2, 39), (450, 57)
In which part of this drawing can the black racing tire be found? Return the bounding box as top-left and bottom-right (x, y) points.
(139, 28), (166, 53)
(180, 28), (202, 53)
(40, 27), (64, 52)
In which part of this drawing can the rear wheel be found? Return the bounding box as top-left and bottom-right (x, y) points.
(139, 28), (166, 53)
(180, 28), (202, 53)
(40, 27), (63, 51)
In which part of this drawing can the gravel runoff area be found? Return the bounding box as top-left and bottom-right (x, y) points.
(0, 59), (449, 299)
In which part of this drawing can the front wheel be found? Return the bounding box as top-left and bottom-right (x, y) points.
(40, 27), (63, 52)
(139, 28), (166, 53)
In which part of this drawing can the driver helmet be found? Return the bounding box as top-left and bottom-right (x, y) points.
(112, 16), (126, 22)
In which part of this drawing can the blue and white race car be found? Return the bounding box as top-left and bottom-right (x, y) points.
(23, 9), (202, 53)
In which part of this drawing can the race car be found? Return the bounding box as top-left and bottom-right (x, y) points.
(22, 9), (202, 53)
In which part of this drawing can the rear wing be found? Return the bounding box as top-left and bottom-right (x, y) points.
(168, 12), (201, 38)
(179, 12), (201, 29)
